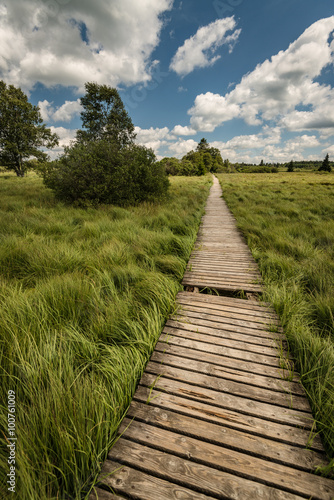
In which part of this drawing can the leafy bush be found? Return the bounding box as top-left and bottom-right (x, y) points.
(42, 140), (169, 207)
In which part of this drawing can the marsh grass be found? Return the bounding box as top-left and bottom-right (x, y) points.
(217, 172), (334, 461)
(0, 173), (211, 499)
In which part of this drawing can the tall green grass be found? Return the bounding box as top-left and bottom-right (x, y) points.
(0, 173), (212, 499)
(217, 172), (334, 462)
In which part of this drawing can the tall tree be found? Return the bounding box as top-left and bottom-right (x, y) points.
(196, 138), (209, 152)
(0, 81), (59, 177)
(76, 82), (136, 147)
(287, 160), (294, 172)
(318, 153), (331, 172)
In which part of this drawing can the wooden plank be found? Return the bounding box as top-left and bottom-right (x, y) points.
(174, 308), (280, 332)
(118, 419), (334, 499)
(126, 401), (327, 471)
(183, 272), (261, 284)
(160, 332), (285, 369)
(176, 297), (278, 320)
(176, 295), (277, 320)
(182, 278), (263, 293)
(150, 350), (305, 396)
(134, 386), (324, 451)
(107, 439), (306, 500)
(166, 316), (283, 339)
(144, 361), (311, 411)
(177, 291), (273, 311)
(185, 269), (262, 279)
(98, 460), (216, 500)
(139, 373), (314, 428)
(164, 324), (281, 350)
(164, 326), (281, 357)
(155, 341), (298, 382)
(88, 488), (123, 500)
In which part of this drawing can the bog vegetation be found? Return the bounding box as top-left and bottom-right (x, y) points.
(217, 172), (334, 462)
(0, 173), (211, 499)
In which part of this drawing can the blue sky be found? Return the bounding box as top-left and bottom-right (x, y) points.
(1, 0), (334, 163)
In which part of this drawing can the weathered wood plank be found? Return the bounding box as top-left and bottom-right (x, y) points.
(164, 326), (281, 357)
(139, 373), (314, 428)
(177, 293), (280, 324)
(88, 488), (124, 500)
(160, 332), (286, 369)
(177, 291), (273, 311)
(118, 419), (334, 499)
(98, 460), (216, 500)
(182, 278), (263, 293)
(155, 341), (298, 382)
(173, 308), (281, 332)
(166, 317), (284, 340)
(164, 324), (281, 350)
(133, 386), (324, 451)
(176, 298), (279, 323)
(165, 326), (277, 357)
(126, 401), (327, 470)
(144, 361), (311, 411)
(150, 350), (305, 396)
(107, 439), (306, 500)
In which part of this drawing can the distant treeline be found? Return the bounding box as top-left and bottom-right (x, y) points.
(158, 139), (333, 176)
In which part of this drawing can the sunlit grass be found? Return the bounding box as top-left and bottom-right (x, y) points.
(0, 173), (212, 499)
(217, 172), (334, 461)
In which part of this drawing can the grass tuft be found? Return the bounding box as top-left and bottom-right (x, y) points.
(0, 173), (212, 499)
(217, 172), (334, 462)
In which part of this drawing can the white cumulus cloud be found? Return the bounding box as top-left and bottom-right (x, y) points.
(170, 17), (241, 76)
(188, 17), (334, 133)
(0, 0), (173, 91)
(171, 125), (196, 136)
(38, 99), (82, 123)
(134, 126), (171, 154)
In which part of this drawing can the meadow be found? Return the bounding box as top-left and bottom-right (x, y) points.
(217, 171), (334, 466)
(0, 173), (212, 499)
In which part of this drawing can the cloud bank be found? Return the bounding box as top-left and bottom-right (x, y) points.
(0, 0), (173, 91)
(189, 17), (334, 133)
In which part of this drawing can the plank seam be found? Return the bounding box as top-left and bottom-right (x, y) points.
(115, 435), (314, 499)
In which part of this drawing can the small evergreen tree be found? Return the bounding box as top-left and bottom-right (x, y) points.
(196, 138), (209, 152)
(318, 153), (331, 172)
(287, 160), (294, 172)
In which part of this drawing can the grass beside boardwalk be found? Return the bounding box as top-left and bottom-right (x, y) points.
(217, 172), (334, 464)
(0, 173), (212, 499)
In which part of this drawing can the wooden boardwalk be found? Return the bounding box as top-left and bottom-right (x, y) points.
(182, 177), (262, 294)
(89, 177), (334, 500)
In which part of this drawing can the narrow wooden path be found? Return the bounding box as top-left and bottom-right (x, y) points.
(89, 177), (334, 500)
(182, 177), (262, 294)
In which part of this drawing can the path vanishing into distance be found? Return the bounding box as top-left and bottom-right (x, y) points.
(89, 176), (334, 500)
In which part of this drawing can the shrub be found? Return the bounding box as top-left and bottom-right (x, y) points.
(42, 140), (169, 207)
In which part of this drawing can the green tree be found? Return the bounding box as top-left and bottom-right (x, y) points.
(196, 137), (209, 152)
(318, 153), (331, 172)
(76, 82), (135, 147)
(42, 83), (169, 206)
(287, 160), (294, 172)
(158, 157), (180, 175)
(0, 81), (59, 177)
(203, 152), (213, 172)
(43, 140), (169, 206)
